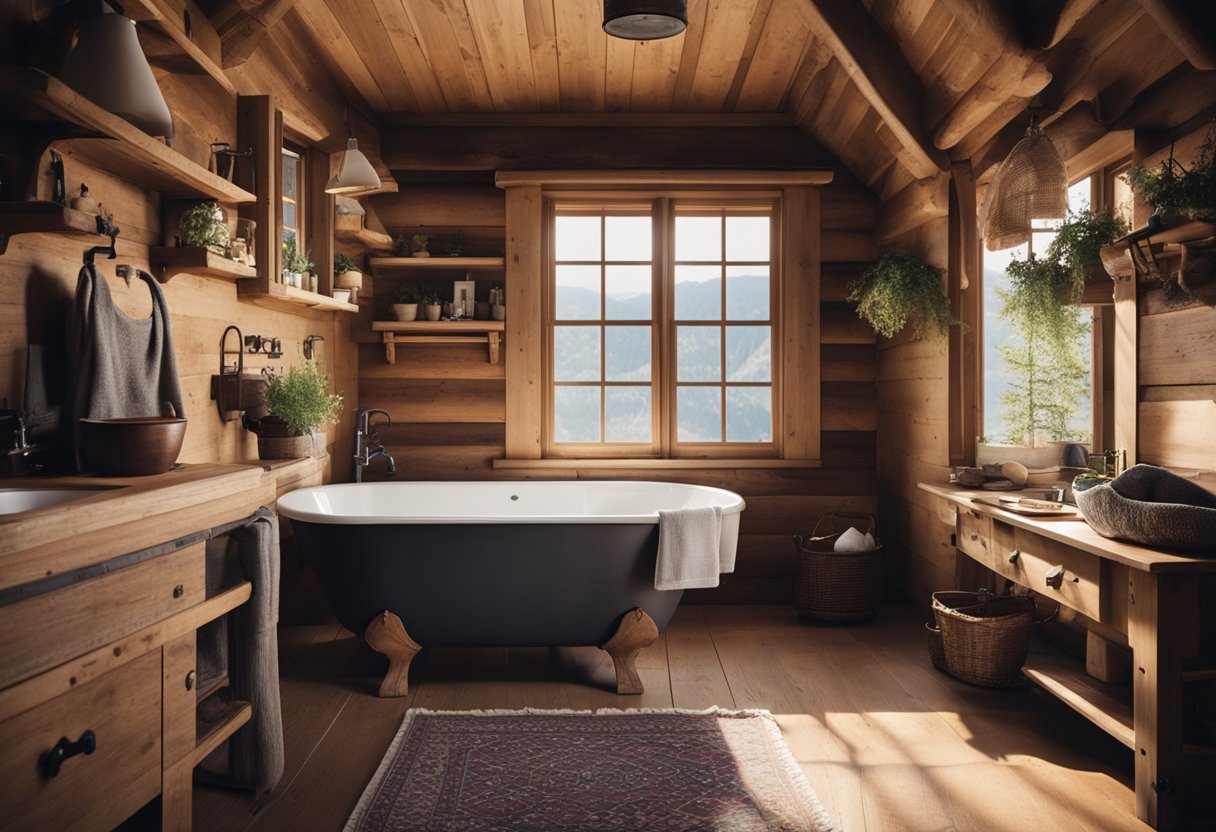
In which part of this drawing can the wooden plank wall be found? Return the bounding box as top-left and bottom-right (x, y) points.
(355, 171), (880, 603)
(1133, 125), (1216, 492)
(874, 214), (956, 607)
(0, 51), (358, 480)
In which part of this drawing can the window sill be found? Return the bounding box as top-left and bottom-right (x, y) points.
(491, 458), (822, 470)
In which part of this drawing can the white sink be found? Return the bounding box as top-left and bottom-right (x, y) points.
(0, 488), (114, 515)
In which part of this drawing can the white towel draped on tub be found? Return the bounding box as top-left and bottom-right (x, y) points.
(655, 506), (740, 590)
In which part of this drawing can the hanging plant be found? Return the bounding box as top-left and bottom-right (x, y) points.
(178, 202), (229, 253)
(848, 252), (961, 340)
(1125, 129), (1216, 221)
(1046, 208), (1130, 296)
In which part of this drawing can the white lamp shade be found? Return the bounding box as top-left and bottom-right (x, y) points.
(60, 13), (174, 141)
(326, 138), (381, 194)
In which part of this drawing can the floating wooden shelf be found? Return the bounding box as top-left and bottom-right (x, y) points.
(283, 285), (360, 312)
(0, 65), (254, 205)
(192, 697), (253, 767)
(1023, 656), (1134, 749)
(149, 246), (258, 283)
(1099, 219), (1216, 281)
(0, 200), (105, 254)
(369, 256), (505, 271)
(373, 320), (505, 364)
(335, 214), (394, 252)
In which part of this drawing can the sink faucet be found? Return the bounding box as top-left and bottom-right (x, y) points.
(354, 408), (395, 482)
(0, 410), (48, 476)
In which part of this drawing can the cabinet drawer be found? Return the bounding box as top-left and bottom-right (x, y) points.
(0, 649), (162, 832)
(998, 527), (1102, 620)
(0, 542), (204, 689)
(956, 507), (993, 564)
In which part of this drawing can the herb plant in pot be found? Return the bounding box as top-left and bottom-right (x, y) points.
(848, 252), (960, 340)
(248, 361), (343, 459)
(392, 284), (420, 322)
(422, 286), (442, 321)
(334, 253), (363, 290)
(178, 202), (229, 254)
(1126, 130), (1216, 223)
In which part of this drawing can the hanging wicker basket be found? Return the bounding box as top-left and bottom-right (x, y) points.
(927, 590), (1057, 688)
(981, 123), (1068, 252)
(792, 512), (882, 622)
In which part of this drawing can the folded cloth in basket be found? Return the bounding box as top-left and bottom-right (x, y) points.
(656, 506), (736, 590)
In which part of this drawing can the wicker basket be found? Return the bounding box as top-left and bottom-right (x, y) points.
(927, 590), (1053, 688)
(793, 512), (882, 622)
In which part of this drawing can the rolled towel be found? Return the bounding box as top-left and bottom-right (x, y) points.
(834, 526), (876, 552)
(656, 506), (723, 590)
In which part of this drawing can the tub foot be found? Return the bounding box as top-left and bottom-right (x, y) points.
(364, 611), (421, 698)
(600, 608), (658, 695)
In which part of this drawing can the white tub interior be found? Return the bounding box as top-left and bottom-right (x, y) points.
(277, 480), (745, 525)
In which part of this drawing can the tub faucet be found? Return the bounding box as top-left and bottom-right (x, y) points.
(355, 408), (395, 482)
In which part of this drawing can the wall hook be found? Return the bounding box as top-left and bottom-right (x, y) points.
(303, 334), (324, 361)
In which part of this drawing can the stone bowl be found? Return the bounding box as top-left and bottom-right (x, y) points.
(80, 417), (187, 476)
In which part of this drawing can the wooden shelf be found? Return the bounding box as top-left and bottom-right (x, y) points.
(335, 214), (394, 252)
(1099, 219), (1216, 281)
(0, 200), (104, 254)
(372, 320), (505, 364)
(369, 256), (505, 271)
(149, 246), (258, 283)
(0, 65), (254, 205)
(1023, 656), (1135, 749)
(282, 284), (360, 312)
(192, 697), (253, 767)
(195, 674), (229, 705)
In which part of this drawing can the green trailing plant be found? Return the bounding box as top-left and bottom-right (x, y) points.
(996, 255), (1090, 444)
(1046, 208), (1130, 296)
(1125, 129), (1216, 220)
(848, 252), (961, 340)
(333, 253), (358, 275)
(178, 202), (229, 252)
(263, 361), (343, 436)
(394, 284), (421, 304)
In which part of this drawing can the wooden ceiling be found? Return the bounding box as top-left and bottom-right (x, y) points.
(228, 0), (1215, 197)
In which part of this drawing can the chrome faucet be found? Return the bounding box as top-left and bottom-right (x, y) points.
(354, 408), (395, 482)
(0, 410), (48, 476)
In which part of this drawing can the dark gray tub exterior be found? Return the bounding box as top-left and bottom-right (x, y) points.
(294, 520), (684, 647)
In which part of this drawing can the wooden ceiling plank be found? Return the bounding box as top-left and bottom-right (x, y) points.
(464, 0), (540, 111)
(370, 0), (447, 111)
(326, 0), (420, 111)
(902, 3), (953, 77)
(782, 36), (832, 113)
(670, 0), (710, 110)
(292, 0), (392, 111)
(685, 0), (762, 111)
(628, 28), (685, 111)
(605, 32), (637, 111)
(1036, 6), (1150, 119)
(722, 0), (776, 112)
(398, 0), (489, 111)
(437, 0), (497, 109)
(1030, 0), (1105, 49)
(553, 0), (607, 111)
(210, 0), (300, 68)
(522, 0), (562, 112)
(802, 0), (949, 178)
(1135, 0), (1216, 70)
(735, 0), (812, 112)
(1107, 65), (1216, 131)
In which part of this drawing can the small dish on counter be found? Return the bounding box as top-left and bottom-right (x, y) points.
(80, 417), (187, 476)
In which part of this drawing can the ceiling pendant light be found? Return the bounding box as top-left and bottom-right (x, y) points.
(981, 117), (1068, 251)
(59, 2), (174, 143)
(603, 0), (687, 40)
(325, 137), (381, 195)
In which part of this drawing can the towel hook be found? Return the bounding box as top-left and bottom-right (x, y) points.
(83, 215), (120, 267)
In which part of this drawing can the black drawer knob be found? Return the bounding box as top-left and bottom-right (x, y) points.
(42, 730), (97, 778)
(172, 584), (184, 598)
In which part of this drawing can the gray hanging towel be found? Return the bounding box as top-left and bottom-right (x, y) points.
(67, 265), (185, 464)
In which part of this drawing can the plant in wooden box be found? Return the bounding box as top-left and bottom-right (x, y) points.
(421, 286), (442, 321)
(392, 284), (420, 322)
(848, 252), (960, 340)
(178, 202), (229, 254)
(248, 361), (343, 459)
(1126, 131), (1216, 222)
(334, 253), (363, 290)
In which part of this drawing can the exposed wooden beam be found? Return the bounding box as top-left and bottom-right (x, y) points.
(974, 102), (1108, 184)
(495, 170), (834, 188)
(210, 0), (300, 68)
(1030, 0), (1105, 49)
(1135, 0), (1216, 70)
(876, 176), (949, 244)
(800, 0), (949, 179)
(382, 113), (796, 128)
(1106, 66), (1216, 131)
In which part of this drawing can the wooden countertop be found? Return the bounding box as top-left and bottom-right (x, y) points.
(919, 482), (1216, 574)
(0, 458), (325, 591)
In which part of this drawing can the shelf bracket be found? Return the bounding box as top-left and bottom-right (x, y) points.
(381, 330), (500, 365)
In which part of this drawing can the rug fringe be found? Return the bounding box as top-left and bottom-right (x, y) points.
(400, 705), (779, 718)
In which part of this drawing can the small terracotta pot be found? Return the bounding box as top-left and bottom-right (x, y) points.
(336, 269), (363, 289)
(424, 303), (442, 322)
(392, 303), (418, 322)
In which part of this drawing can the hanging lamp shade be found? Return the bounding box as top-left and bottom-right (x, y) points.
(325, 138), (381, 195)
(59, 10), (174, 142)
(603, 0), (687, 40)
(981, 123), (1068, 251)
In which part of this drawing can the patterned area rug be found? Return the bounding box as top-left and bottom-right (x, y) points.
(345, 708), (837, 831)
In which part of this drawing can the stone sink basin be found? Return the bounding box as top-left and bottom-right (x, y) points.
(0, 487), (117, 515)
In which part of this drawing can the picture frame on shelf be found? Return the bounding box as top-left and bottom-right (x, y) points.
(452, 279), (475, 319)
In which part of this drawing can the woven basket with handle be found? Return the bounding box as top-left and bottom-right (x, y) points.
(927, 589), (1056, 688)
(792, 512), (882, 622)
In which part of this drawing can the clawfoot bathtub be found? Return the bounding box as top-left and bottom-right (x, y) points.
(277, 480), (744, 695)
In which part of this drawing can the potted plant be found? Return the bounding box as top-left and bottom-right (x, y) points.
(282, 236), (301, 287)
(334, 253), (364, 290)
(421, 286), (442, 321)
(848, 252), (961, 340)
(1125, 130), (1216, 222)
(293, 248), (316, 292)
(1048, 208), (1129, 291)
(392, 284), (420, 322)
(178, 202), (229, 254)
(442, 231), (464, 256)
(248, 361), (343, 459)
(410, 233), (430, 258)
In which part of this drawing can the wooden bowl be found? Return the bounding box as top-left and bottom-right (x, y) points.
(80, 417), (187, 476)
